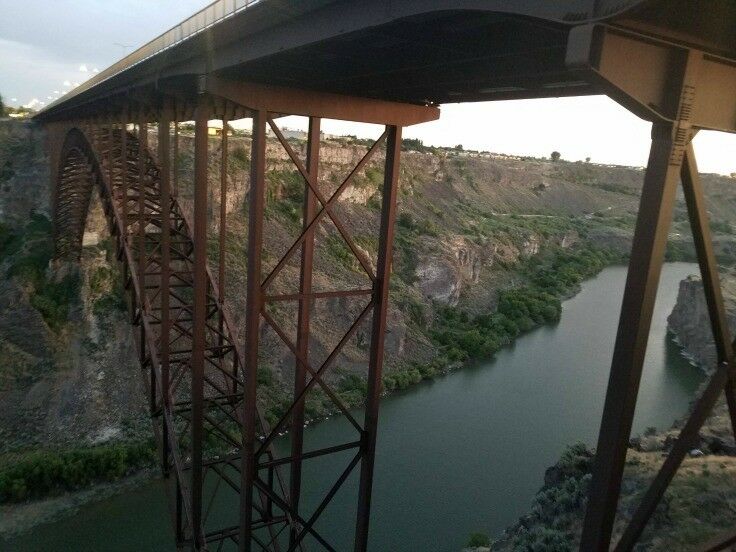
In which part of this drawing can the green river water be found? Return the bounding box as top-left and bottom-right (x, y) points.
(4, 263), (706, 551)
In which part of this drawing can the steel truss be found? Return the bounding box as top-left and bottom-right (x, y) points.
(48, 18), (736, 550)
(49, 86), (429, 551)
(569, 25), (736, 551)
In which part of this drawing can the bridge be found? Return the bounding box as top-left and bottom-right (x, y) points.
(33, 1), (736, 550)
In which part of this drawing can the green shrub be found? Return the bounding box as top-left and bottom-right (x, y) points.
(0, 442), (156, 503)
(324, 233), (358, 271)
(89, 262), (127, 316)
(265, 169), (305, 225)
(512, 527), (573, 551)
(229, 145), (250, 171)
(30, 273), (80, 330)
(3, 214), (81, 329)
(426, 246), (615, 366)
(466, 532), (491, 547)
(0, 223), (20, 259)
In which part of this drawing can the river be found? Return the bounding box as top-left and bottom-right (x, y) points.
(5, 263), (705, 551)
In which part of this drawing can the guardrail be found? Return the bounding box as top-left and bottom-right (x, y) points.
(39, 0), (262, 113)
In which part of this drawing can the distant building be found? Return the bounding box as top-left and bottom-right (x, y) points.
(207, 126), (234, 137)
(265, 127), (313, 141)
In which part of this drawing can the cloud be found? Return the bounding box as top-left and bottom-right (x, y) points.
(79, 64), (88, 72)
(0, 38), (72, 104)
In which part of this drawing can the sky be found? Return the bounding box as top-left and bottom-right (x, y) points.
(2, 1), (736, 175)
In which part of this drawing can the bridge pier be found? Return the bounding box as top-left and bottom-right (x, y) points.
(289, 115), (320, 549)
(43, 82), (437, 550)
(567, 25), (736, 551)
(234, 98), (411, 552)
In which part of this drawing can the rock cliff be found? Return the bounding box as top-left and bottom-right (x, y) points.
(7, 119), (736, 533)
(667, 270), (736, 372)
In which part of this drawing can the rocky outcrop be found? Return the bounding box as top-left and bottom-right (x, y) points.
(414, 232), (549, 305)
(415, 236), (485, 305)
(0, 123), (48, 225)
(0, 126), (147, 453)
(667, 272), (736, 372)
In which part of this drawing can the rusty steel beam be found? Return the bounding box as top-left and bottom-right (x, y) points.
(54, 113), (266, 551)
(610, 143), (736, 551)
(137, 119), (149, 371)
(173, 118), (179, 198)
(580, 49), (712, 550)
(218, 116), (228, 330)
(567, 24), (736, 134)
(158, 113), (172, 476)
(241, 109), (268, 552)
(580, 121), (684, 550)
(202, 76), (439, 126)
(191, 104), (209, 550)
(107, 122), (115, 207)
(121, 116), (129, 237)
(290, 116), (321, 548)
(355, 124), (402, 551)
(56, 91), (410, 549)
(682, 143), (736, 434)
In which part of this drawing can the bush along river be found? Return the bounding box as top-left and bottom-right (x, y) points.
(3, 263), (705, 551)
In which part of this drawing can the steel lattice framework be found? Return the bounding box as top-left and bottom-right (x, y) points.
(38, 1), (736, 550)
(49, 90), (427, 551)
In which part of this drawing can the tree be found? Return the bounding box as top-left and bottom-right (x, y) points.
(467, 532), (491, 547)
(550, 151), (561, 162)
(0, 93), (4, 117)
(454, 144), (464, 151)
(585, 156), (591, 163)
(402, 137), (426, 152)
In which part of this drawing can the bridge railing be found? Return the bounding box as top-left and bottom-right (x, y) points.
(40, 0), (262, 113)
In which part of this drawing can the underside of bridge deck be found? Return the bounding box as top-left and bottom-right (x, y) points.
(36, 0), (736, 550)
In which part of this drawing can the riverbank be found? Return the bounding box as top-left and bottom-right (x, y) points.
(3, 264), (707, 550)
(5, 120), (736, 547)
(0, 244), (620, 539)
(486, 269), (736, 550)
(0, 469), (157, 539)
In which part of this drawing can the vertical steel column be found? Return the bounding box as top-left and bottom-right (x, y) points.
(107, 121), (115, 199)
(580, 122), (683, 549)
(240, 110), (267, 552)
(682, 144), (736, 429)
(580, 50), (702, 551)
(120, 115), (131, 305)
(218, 116), (228, 351)
(290, 117), (321, 546)
(121, 115), (128, 235)
(191, 104), (209, 550)
(138, 118), (149, 371)
(173, 119), (179, 198)
(354, 124), (402, 552)
(158, 114), (172, 476)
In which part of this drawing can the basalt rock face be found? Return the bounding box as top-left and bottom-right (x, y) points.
(0, 123), (147, 452)
(7, 120), (736, 457)
(667, 271), (736, 372)
(415, 235), (488, 305)
(666, 271), (736, 455)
